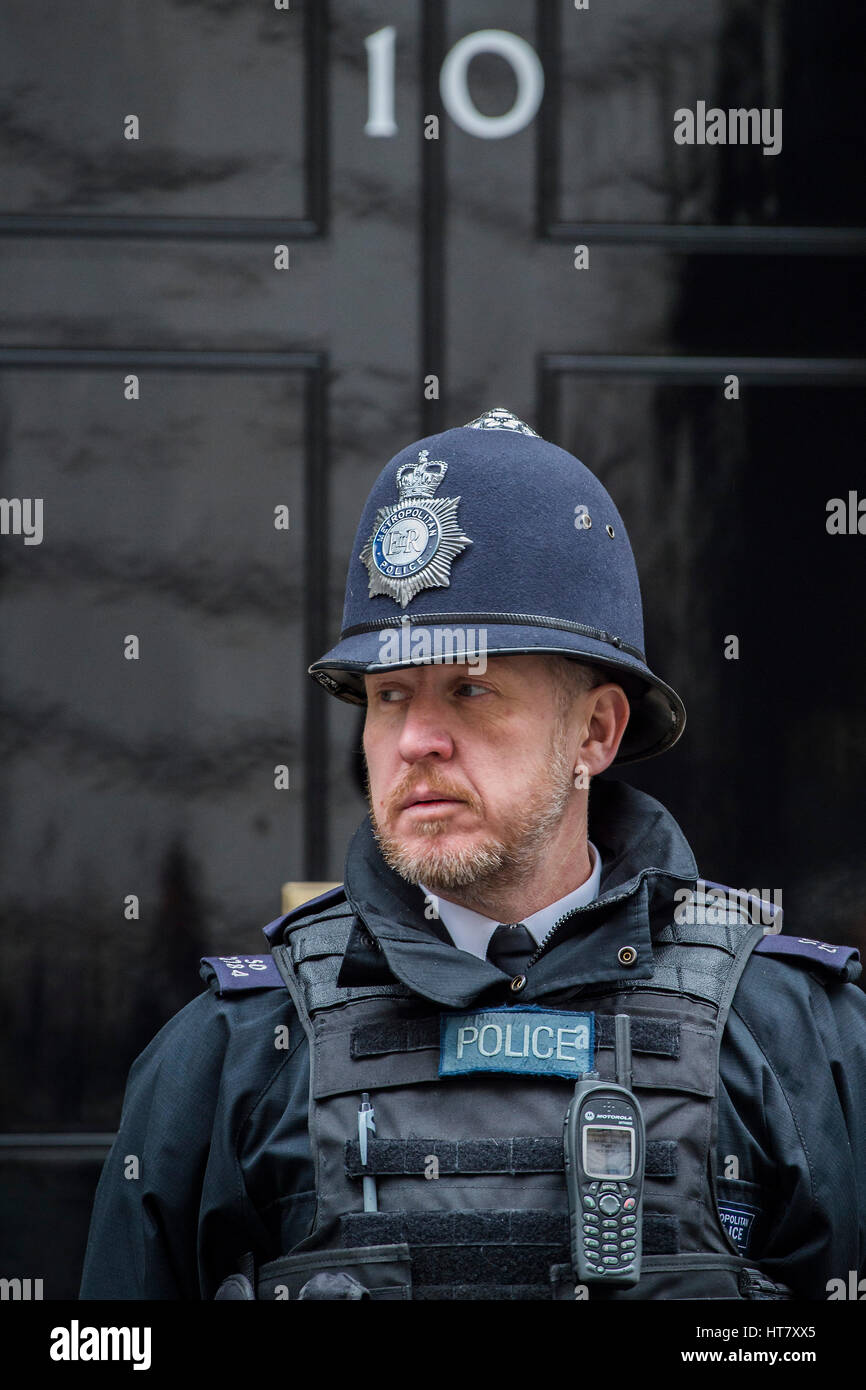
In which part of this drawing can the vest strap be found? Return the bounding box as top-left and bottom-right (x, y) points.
(340, 1210), (680, 1261)
(350, 1011), (681, 1060)
(344, 1136), (679, 1179)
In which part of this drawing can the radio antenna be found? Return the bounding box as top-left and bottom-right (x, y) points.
(614, 1013), (632, 1091)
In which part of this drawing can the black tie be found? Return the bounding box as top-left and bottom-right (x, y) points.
(486, 922), (536, 975)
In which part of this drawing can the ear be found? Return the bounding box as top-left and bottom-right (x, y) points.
(575, 684), (631, 776)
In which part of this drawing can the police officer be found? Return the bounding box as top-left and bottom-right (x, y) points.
(80, 408), (866, 1301)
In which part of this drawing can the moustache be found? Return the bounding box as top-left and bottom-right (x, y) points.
(387, 779), (481, 818)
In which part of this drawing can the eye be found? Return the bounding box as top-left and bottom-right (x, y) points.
(376, 687), (407, 702)
(456, 683), (489, 697)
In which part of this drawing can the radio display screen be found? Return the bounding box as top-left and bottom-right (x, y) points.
(583, 1125), (634, 1178)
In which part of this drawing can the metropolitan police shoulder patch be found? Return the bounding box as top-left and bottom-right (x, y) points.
(439, 1006), (595, 1080)
(718, 1202), (759, 1255)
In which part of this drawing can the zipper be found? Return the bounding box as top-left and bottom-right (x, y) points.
(521, 873), (657, 973)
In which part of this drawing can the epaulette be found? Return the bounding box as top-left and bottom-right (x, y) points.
(675, 877), (860, 983)
(201, 887), (351, 996)
(752, 934), (861, 983)
(199, 953), (287, 996)
(261, 884), (348, 944)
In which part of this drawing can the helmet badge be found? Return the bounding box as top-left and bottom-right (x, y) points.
(464, 406), (539, 436)
(359, 450), (473, 609)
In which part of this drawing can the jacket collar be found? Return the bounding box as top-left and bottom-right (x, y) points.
(337, 778), (698, 1009)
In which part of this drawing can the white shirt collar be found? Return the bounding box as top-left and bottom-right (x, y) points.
(419, 841), (602, 961)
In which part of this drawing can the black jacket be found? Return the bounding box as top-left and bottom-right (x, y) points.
(79, 781), (866, 1300)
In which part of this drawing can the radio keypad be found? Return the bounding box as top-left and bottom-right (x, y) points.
(579, 1180), (639, 1271)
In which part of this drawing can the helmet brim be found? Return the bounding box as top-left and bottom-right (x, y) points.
(308, 624), (685, 765)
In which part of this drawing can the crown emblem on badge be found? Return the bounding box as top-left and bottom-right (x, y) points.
(396, 450), (448, 499)
(360, 450), (472, 609)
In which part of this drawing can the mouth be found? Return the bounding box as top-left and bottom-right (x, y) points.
(399, 794), (465, 813)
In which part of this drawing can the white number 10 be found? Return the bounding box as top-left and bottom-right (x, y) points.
(365, 26), (545, 140)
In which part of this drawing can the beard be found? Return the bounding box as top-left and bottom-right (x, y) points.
(365, 714), (578, 904)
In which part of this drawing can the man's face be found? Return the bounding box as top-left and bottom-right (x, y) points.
(362, 655), (579, 893)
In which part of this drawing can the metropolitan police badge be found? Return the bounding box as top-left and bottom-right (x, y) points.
(359, 450), (473, 608)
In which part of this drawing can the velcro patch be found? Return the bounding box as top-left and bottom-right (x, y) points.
(439, 1007), (594, 1079)
(718, 1202), (759, 1255)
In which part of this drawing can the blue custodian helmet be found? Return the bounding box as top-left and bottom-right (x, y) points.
(308, 407), (686, 764)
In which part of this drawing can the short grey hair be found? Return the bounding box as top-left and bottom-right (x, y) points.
(548, 654), (610, 714)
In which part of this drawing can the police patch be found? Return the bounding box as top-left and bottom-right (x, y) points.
(439, 1007), (595, 1080)
(718, 1202), (759, 1255)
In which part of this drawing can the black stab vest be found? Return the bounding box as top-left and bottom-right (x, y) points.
(258, 900), (793, 1301)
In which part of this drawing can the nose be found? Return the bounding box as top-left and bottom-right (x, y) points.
(396, 689), (456, 764)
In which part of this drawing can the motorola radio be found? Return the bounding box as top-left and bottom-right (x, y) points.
(564, 1013), (645, 1287)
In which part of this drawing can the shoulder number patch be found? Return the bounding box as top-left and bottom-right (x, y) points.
(753, 934), (861, 981)
(200, 954), (286, 995)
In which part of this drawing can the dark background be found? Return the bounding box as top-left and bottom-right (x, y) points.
(0, 0), (864, 1298)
